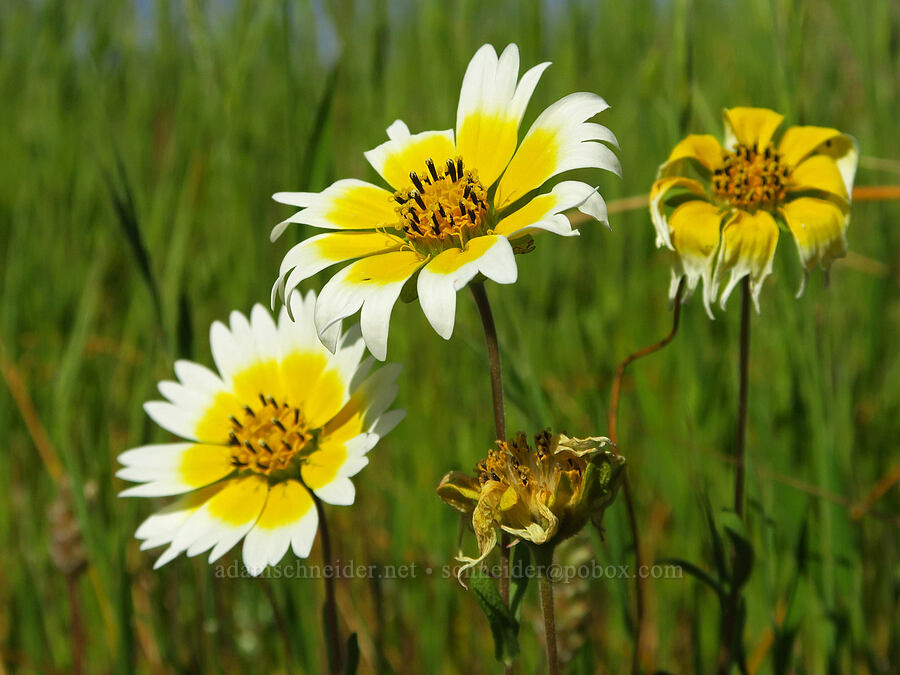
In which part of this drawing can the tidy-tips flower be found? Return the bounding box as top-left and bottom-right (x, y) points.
(437, 431), (625, 577)
(117, 292), (404, 575)
(651, 107), (858, 315)
(271, 43), (619, 359)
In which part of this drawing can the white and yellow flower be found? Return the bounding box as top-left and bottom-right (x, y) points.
(651, 107), (858, 315)
(272, 43), (619, 359)
(118, 291), (404, 576)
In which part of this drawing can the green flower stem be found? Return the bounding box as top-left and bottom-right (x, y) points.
(533, 545), (559, 675)
(312, 492), (343, 674)
(733, 276), (751, 521)
(469, 282), (511, 607)
(716, 276), (751, 674)
(469, 282), (506, 441)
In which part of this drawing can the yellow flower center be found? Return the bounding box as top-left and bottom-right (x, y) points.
(712, 143), (791, 208)
(393, 157), (489, 251)
(228, 395), (312, 476)
(477, 431), (585, 498)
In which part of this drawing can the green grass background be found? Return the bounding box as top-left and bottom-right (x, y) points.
(1, 0), (898, 672)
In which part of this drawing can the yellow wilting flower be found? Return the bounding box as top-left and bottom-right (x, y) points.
(650, 107), (858, 316)
(437, 431), (625, 577)
(271, 43), (619, 359)
(117, 292), (404, 576)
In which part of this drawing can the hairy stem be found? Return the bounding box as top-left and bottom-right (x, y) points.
(469, 282), (511, 607)
(537, 560), (559, 675)
(469, 282), (506, 441)
(733, 278), (751, 520)
(313, 493), (343, 674)
(470, 282), (512, 675)
(716, 276), (752, 674)
(608, 278), (685, 673)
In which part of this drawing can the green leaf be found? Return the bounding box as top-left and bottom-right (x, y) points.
(719, 511), (754, 590)
(103, 147), (166, 339)
(342, 633), (360, 675)
(299, 64), (340, 190)
(657, 557), (724, 598)
(509, 544), (531, 621)
(469, 571), (520, 665)
(703, 498), (728, 582)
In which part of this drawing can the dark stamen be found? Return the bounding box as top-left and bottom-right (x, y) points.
(462, 184), (472, 200)
(468, 210), (477, 224)
(425, 158), (439, 182)
(259, 393), (267, 407)
(272, 418), (286, 432)
(228, 431), (240, 445)
(243, 440), (256, 453)
(431, 213), (441, 234)
(243, 405), (255, 417)
(457, 158), (464, 176)
(410, 172), (425, 192)
(229, 415), (243, 429)
(394, 193), (407, 204)
(412, 190), (427, 210)
(458, 201), (467, 217)
(446, 158), (457, 181)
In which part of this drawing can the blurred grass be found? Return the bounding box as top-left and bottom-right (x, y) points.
(1, 0), (899, 672)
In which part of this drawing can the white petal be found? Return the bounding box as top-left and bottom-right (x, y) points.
(270, 179), (396, 239)
(495, 92), (618, 209)
(417, 236), (517, 340)
(314, 476), (356, 506)
(291, 507), (319, 558)
(173, 360), (226, 395)
(272, 191), (316, 207)
(241, 480), (316, 574)
(250, 304), (280, 356)
(143, 401), (200, 441)
(496, 181), (607, 239)
(159, 477), (267, 565)
(275, 231), (404, 307)
(326, 323), (367, 392)
(209, 320), (248, 386)
(455, 44), (551, 187)
(368, 408), (406, 441)
(314, 252), (425, 360)
(356, 363), (402, 425)
(386, 119), (410, 140)
(118, 443), (233, 497)
(363, 129), (456, 190)
(134, 487), (221, 551)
